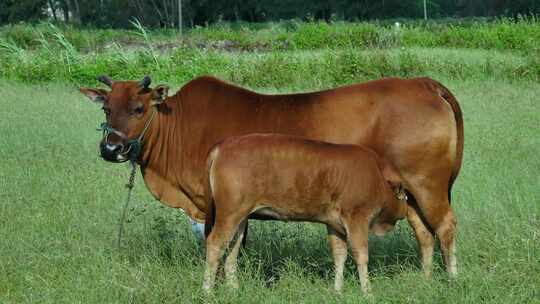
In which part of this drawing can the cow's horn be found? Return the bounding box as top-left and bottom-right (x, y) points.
(139, 75), (151, 88)
(97, 75), (113, 88)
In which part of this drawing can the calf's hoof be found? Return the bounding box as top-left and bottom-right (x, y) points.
(361, 284), (372, 298)
(227, 279), (239, 289)
(202, 282), (213, 294)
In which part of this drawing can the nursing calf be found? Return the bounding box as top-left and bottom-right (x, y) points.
(203, 134), (408, 294)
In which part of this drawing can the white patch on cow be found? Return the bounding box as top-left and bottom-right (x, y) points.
(177, 208), (204, 241)
(191, 219), (205, 240)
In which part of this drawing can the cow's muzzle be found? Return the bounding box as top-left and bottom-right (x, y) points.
(99, 140), (135, 163)
(96, 110), (155, 163)
(98, 127), (142, 163)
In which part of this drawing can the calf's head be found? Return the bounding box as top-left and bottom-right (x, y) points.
(371, 187), (408, 236)
(79, 75), (169, 162)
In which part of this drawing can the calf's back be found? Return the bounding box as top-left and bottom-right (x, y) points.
(206, 134), (406, 234)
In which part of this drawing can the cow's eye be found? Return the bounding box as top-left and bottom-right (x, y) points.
(134, 105), (144, 115)
(102, 107), (111, 115)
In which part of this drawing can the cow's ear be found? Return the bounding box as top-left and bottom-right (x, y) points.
(79, 88), (108, 104)
(151, 85), (169, 105)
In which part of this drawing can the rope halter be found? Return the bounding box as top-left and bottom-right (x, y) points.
(97, 109), (156, 162)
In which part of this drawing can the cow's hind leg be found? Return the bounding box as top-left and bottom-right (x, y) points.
(327, 226), (347, 293)
(409, 184), (457, 278)
(203, 215), (244, 292)
(224, 219), (248, 288)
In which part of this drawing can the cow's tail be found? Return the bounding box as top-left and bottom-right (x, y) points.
(426, 78), (464, 203)
(204, 147), (220, 238)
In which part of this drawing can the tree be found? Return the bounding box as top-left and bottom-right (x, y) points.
(0, 0), (48, 24)
(1, 0), (539, 28)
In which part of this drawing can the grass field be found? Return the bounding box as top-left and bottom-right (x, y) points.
(1, 73), (539, 303)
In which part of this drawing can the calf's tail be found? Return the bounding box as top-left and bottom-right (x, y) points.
(204, 195), (216, 238)
(204, 147), (219, 239)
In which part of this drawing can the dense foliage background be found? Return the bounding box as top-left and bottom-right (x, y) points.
(1, 0), (539, 28)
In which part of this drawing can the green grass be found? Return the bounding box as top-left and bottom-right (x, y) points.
(1, 76), (539, 303)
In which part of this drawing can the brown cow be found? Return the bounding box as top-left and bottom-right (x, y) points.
(79, 75), (463, 278)
(202, 133), (408, 294)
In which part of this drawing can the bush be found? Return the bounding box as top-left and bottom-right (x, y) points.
(0, 19), (538, 87)
(0, 43), (536, 87)
(2, 17), (538, 53)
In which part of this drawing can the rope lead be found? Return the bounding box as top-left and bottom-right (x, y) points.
(117, 160), (137, 250)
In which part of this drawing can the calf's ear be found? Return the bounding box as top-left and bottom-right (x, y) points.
(79, 88), (108, 104)
(151, 85), (169, 105)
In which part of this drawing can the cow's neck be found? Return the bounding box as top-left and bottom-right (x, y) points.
(137, 99), (206, 222)
(139, 103), (181, 175)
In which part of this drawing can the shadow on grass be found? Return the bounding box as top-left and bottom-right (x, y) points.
(237, 220), (422, 286)
(118, 207), (206, 265)
(120, 210), (448, 286)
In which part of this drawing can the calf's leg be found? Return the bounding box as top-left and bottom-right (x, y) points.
(203, 215), (244, 292)
(406, 199), (435, 278)
(345, 218), (371, 295)
(224, 219), (248, 288)
(327, 226), (347, 292)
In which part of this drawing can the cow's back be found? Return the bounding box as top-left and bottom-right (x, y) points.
(153, 76), (460, 217)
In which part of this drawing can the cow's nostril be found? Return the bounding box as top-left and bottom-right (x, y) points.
(105, 144), (115, 152)
(100, 141), (126, 162)
(105, 143), (123, 153)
